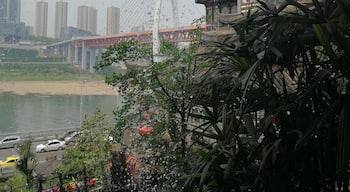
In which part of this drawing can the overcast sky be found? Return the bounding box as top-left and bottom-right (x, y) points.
(20, 0), (205, 37)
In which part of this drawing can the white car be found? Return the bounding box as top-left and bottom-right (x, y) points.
(36, 139), (66, 153)
(64, 131), (81, 144)
(0, 135), (23, 149)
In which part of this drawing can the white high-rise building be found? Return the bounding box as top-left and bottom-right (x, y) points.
(34, 1), (48, 37)
(77, 6), (97, 34)
(106, 6), (120, 35)
(55, 1), (68, 39)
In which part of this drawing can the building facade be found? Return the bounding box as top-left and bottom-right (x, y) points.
(0, 0), (28, 43)
(77, 6), (97, 34)
(106, 6), (120, 35)
(34, 1), (48, 37)
(55, 1), (68, 39)
(0, 0), (21, 23)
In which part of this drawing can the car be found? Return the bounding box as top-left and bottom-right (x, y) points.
(64, 131), (81, 144)
(0, 156), (20, 167)
(36, 139), (66, 153)
(0, 136), (23, 149)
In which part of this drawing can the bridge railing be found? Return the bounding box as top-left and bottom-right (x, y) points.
(0, 127), (79, 142)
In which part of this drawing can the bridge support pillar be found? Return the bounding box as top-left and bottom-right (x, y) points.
(89, 48), (96, 73)
(74, 41), (79, 65)
(82, 41), (87, 70)
(97, 48), (102, 62)
(59, 45), (64, 56)
(54, 47), (59, 56)
(67, 44), (73, 63)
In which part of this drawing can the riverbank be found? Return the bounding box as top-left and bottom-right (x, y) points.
(0, 81), (117, 95)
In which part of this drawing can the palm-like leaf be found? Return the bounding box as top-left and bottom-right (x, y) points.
(187, 0), (350, 191)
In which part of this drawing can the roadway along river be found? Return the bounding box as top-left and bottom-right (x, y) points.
(0, 141), (70, 176)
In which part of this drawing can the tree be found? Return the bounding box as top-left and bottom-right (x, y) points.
(94, 26), (206, 191)
(0, 140), (36, 191)
(185, 0), (350, 191)
(17, 140), (36, 190)
(0, 172), (29, 192)
(53, 109), (113, 185)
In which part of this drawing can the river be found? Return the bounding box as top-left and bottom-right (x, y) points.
(0, 92), (121, 134)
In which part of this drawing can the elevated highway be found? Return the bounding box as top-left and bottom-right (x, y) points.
(45, 25), (206, 72)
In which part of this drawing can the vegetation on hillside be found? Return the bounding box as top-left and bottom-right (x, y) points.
(0, 63), (104, 81)
(29, 36), (60, 44)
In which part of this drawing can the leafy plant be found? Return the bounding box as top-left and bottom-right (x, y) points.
(185, 0), (350, 191)
(94, 25), (206, 190)
(53, 109), (113, 179)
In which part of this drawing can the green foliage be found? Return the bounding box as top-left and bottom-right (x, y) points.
(53, 109), (113, 177)
(16, 140), (36, 188)
(95, 25), (206, 190)
(0, 171), (29, 192)
(185, 0), (350, 191)
(0, 62), (104, 81)
(29, 36), (59, 44)
(0, 48), (38, 60)
(95, 40), (152, 70)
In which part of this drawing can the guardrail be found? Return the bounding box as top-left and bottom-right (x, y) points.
(0, 127), (79, 142)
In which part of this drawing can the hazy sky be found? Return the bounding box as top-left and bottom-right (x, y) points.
(20, 0), (205, 38)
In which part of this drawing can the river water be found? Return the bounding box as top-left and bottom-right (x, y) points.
(0, 92), (121, 134)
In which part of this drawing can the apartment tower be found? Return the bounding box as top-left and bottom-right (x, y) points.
(55, 1), (68, 39)
(34, 1), (48, 37)
(0, 0), (21, 23)
(106, 6), (120, 35)
(77, 6), (97, 34)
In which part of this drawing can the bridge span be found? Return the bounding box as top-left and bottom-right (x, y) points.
(46, 25), (206, 72)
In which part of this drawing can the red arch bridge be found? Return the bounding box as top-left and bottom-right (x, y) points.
(46, 25), (206, 72)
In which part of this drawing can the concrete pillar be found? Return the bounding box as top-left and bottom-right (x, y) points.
(67, 44), (72, 63)
(96, 48), (100, 61)
(54, 47), (59, 56)
(96, 48), (103, 65)
(61, 45), (66, 57)
(61, 45), (64, 56)
(82, 40), (87, 70)
(74, 40), (79, 64)
(89, 48), (96, 73)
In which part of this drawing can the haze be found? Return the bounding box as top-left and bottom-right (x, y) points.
(20, 0), (205, 37)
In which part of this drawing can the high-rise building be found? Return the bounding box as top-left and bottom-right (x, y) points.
(0, 0), (28, 43)
(0, 0), (21, 23)
(77, 6), (97, 34)
(34, 1), (48, 37)
(106, 6), (120, 35)
(55, 1), (68, 39)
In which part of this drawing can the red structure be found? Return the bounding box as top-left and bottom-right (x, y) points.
(46, 25), (207, 72)
(75, 25), (206, 48)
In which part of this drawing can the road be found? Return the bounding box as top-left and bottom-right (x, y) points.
(0, 140), (69, 178)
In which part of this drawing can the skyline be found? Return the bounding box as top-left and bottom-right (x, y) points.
(20, 0), (205, 38)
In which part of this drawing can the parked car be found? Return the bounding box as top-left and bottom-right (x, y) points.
(36, 139), (66, 153)
(0, 156), (20, 167)
(64, 131), (81, 144)
(0, 136), (23, 149)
